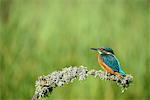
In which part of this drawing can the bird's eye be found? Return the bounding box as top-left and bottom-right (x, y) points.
(100, 48), (105, 51)
(100, 48), (103, 50)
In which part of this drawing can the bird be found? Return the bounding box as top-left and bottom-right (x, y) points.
(91, 47), (126, 78)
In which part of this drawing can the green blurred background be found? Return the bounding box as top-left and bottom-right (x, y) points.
(0, 0), (150, 100)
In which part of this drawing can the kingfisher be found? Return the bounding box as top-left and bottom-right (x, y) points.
(91, 47), (126, 77)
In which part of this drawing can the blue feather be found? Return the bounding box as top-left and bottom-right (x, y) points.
(101, 54), (126, 76)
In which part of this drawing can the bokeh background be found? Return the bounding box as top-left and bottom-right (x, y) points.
(0, 0), (150, 100)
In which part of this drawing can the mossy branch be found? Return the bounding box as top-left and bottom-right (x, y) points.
(32, 66), (133, 100)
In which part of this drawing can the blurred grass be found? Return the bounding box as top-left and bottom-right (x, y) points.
(0, 0), (150, 100)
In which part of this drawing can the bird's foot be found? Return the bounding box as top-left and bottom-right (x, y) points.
(114, 72), (123, 78)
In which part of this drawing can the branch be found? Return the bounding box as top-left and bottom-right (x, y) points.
(32, 66), (133, 100)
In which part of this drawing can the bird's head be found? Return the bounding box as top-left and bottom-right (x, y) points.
(91, 47), (114, 55)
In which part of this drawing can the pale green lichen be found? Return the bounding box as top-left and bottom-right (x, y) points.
(32, 66), (133, 100)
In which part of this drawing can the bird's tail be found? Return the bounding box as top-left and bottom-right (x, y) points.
(119, 69), (126, 77)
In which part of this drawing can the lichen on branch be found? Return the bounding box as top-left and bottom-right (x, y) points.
(32, 66), (133, 100)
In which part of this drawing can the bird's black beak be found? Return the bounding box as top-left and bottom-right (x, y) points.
(90, 48), (99, 51)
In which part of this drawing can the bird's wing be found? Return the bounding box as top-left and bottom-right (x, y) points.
(101, 54), (120, 72)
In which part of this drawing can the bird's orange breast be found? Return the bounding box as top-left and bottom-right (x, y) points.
(98, 55), (115, 74)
